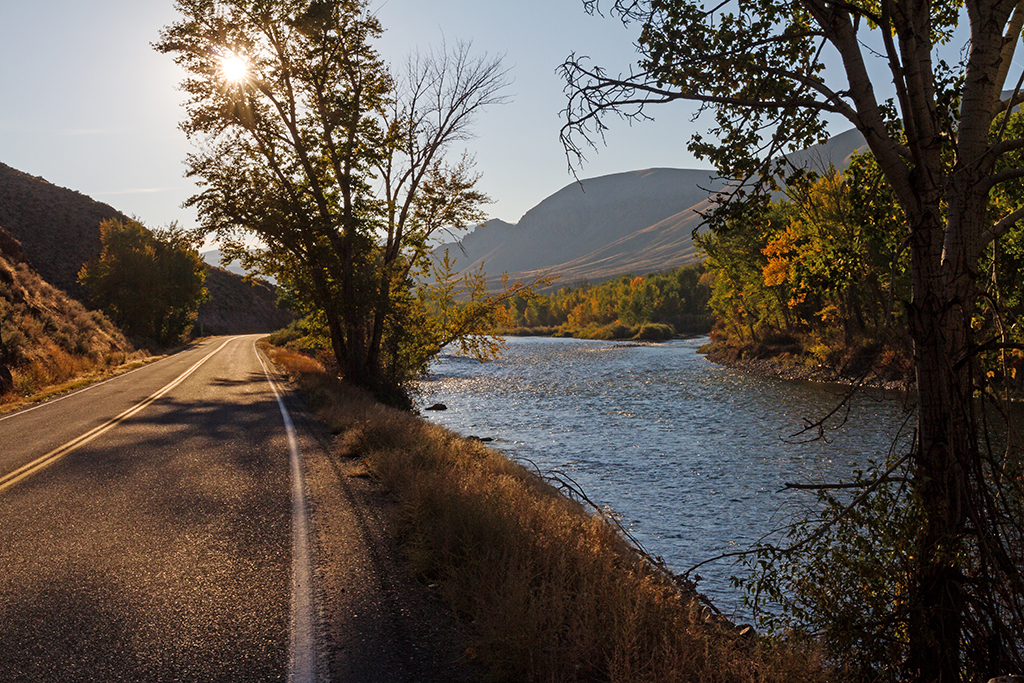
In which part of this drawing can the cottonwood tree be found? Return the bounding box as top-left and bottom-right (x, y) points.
(561, 0), (1024, 680)
(156, 0), (520, 400)
(78, 218), (208, 346)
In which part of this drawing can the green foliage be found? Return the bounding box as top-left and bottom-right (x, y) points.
(503, 264), (713, 339)
(78, 218), (208, 346)
(697, 161), (909, 356)
(156, 0), (522, 401)
(976, 108), (1024, 395)
(269, 250), (554, 405)
(634, 322), (675, 340)
(267, 314), (332, 356)
(419, 250), (553, 361)
(735, 456), (918, 682)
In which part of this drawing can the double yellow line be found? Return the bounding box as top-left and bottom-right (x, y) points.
(0, 337), (237, 494)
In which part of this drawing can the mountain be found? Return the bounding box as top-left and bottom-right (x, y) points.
(0, 163), (121, 301)
(439, 128), (868, 288)
(198, 267), (291, 336)
(781, 127), (867, 172)
(437, 168), (726, 286)
(0, 161), (292, 335)
(201, 249), (247, 277)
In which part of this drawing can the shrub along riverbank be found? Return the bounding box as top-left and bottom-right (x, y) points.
(266, 342), (827, 682)
(500, 265), (713, 342)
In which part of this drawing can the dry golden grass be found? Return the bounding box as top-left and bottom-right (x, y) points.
(0, 256), (148, 409)
(266, 344), (829, 683)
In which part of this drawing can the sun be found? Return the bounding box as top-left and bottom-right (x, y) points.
(220, 53), (248, 83)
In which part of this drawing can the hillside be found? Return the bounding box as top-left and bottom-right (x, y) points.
(437, 168), (726, 286)
(0, 224), (133, 398)
(199, 267), (292, 336)
(439, 128), (868, 288)
(0, 162), (291, 335)
(0, 163), (121, 301)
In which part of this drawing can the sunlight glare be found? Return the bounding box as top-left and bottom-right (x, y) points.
(220, 53), (248, 83)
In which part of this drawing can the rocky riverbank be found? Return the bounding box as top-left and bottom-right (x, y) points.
(700, 340), (913, 392)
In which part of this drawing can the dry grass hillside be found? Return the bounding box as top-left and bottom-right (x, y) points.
(0, 161), (292, 335)
(198, 266), (293, 336)
(0, 225), (138, 402)
(437, 128), (869, 289)
(0, 162), (120, 301)
(437, 168), (726, 288)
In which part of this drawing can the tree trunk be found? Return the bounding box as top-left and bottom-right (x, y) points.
(325, 307), (346, 377)
(907, 306), (970, 683)
(365, 268), (391, 381)
(342, 316), (369, 388)
(905, 196), (980, 682)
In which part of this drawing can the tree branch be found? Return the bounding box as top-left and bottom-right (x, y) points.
(952, 337), (1024, 370)
(981, 206), (1024, 246)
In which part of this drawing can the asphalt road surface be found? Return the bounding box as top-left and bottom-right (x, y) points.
(0, 335), (475, 682)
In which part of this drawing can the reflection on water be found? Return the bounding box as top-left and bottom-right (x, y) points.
(416, 336), (913, 617)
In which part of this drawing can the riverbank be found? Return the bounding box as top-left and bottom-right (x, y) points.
(501, 321), (684, 341)
(700, 338), (913, 392)
(266, 343), (827, 683)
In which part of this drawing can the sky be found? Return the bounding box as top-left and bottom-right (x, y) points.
(0, 2), (996, 243)
(0, 0), (716, 240)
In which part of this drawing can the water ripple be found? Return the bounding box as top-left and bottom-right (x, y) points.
(417, 336), (911, 617)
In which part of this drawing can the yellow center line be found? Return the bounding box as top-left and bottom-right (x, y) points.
(0, 337), (238, 494)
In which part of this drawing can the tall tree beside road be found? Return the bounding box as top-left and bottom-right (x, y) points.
(78, 218), (207, 346)
(156, 0), (519, 403)
(562, 0), (1024, 680)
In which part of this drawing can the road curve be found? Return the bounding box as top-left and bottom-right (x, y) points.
(0, 335), (302, 681)
(0, 335), (477, 682)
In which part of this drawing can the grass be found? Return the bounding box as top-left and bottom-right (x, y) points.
(265, 343), (829, 683)
(0, 354), (157, 415)
(0, 256), (152, 409)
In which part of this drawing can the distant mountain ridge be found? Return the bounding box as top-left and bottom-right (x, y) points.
(439, 128), (868, 288)
(0, 161), (292, 336)
(200, 249), (247, 277)
(437, 168), (726, 286)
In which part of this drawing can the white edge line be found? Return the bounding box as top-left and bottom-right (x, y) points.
(254, 342), (317, 683)
(0, 337), (239, 492)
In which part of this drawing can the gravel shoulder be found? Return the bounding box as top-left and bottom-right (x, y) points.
(281, 384), (479, 683)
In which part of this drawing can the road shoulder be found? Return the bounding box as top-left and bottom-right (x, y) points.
(277, 374), (479, 682)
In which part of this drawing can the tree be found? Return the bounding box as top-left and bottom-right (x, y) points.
(156, 0), (514, 402)
(78, 218), (208, 346)
(562, 0), (1024, 679)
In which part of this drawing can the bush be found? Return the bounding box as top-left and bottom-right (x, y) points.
(634, 323), (676, 340)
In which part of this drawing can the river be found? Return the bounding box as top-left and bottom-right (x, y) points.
(416, 335), (914, 618)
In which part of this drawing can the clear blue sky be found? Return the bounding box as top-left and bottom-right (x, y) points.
(0, 0), (716, 239)
(5, 1), (976, 241)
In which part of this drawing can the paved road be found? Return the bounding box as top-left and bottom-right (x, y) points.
(0, 335), (476, 682)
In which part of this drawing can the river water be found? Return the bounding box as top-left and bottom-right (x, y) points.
(416, 336), (914, 617)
